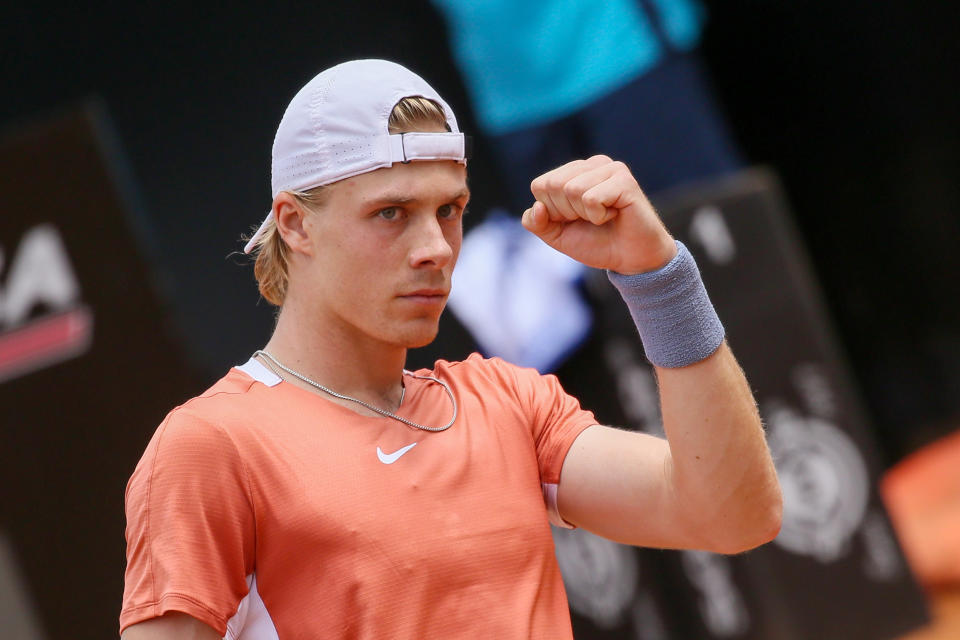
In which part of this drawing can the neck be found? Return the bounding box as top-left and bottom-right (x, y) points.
(261, 298), (407, 411)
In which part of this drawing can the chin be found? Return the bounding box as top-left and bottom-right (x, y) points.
(403, 329), (440, 349)
(391, 319), (441, 349)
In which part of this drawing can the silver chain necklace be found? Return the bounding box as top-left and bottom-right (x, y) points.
(254, 349), (457, 432)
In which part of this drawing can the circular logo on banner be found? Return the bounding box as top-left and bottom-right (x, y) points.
(766, 404), (870, 562)
(552, 527), (638, 628)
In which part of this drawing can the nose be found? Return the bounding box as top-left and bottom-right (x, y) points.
(408, 215), (455, 269)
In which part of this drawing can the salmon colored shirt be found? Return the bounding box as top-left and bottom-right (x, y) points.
(121, 353), (597, 639)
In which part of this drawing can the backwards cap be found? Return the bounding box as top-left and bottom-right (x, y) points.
(244, 59), (467, 253)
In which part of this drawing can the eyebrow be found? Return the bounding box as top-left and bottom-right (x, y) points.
(362, 188), (471, 208)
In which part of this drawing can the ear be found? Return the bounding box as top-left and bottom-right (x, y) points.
(273, 192), (313, 256)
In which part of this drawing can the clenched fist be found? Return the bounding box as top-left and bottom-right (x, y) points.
(522, 155), (678, 274)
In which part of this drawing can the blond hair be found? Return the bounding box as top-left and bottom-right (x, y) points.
(246, 96), (449, 306)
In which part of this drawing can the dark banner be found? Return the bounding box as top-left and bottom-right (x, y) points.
(0, 107), (205, 638)
(562, 169), (929, 639)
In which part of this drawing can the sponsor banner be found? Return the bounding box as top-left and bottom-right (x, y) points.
(0, 106), (205, 638)
(649, 170), (926, 639)
(0, 222), (94, 383)
(556, 170), (927, 638)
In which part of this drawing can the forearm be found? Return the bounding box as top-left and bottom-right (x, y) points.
(609, 240), (781, 552)
(656, 342), (782, 553)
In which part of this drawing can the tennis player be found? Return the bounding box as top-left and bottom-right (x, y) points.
(120, 59), (781, 639)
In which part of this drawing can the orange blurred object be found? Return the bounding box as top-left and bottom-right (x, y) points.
(882, 428), (960, 588)
(898, 588), (960, 640)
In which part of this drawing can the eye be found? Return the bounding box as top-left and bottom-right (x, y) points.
(438, 204), (463, 220)
(377, 207), (400, 220)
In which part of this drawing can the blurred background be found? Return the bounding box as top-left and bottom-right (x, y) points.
(1, 2), (958, 638)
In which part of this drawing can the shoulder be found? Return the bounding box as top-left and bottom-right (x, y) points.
(421, 352), (532, 382)
(420, 352), (556, 401)
(185, 364), (267, 411)
(131, 365), (273, 478)
(126, 378), (258, 514)
(159, 363), (278, 435)
(132, 404), (245, 492)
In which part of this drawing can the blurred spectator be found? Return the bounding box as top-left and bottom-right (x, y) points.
(431, 0), (744, 211)
(883, 428), (960, 589)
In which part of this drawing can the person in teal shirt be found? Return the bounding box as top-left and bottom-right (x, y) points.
(431, 0), (743, 206)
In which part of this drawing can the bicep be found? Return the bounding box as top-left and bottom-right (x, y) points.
(556, 424), (698, 549)
(121, 612), (221, 640)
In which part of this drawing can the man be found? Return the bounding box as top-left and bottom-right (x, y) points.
(120, 59), (781, 639)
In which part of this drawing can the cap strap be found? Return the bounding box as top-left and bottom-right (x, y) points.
(388, 132), (467, 164)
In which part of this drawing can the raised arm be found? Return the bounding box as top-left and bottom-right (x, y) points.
(523, 156), (782, 554)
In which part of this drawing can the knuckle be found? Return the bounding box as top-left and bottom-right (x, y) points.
(545, 177), (564, 193)
(562, 180), (581, 199)
(581, 189), (600, 206)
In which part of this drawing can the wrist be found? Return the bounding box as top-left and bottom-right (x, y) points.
(614, 236), (679, 276)
(607, 241), (724, 368)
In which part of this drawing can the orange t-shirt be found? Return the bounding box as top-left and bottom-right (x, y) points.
(120, 353), (597, 639)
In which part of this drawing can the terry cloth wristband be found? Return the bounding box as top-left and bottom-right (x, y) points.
(607, 241), (724, 368)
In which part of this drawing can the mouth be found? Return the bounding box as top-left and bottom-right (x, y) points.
(398, 289), (449, 304)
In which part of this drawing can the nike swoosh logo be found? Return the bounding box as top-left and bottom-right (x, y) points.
(376, 442), (418, 464)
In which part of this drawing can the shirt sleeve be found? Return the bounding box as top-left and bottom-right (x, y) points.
(120, 409), (255, 635)
(499, 359), (599, 526)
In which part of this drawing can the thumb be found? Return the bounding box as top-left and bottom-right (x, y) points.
(521, 201), (549, 235)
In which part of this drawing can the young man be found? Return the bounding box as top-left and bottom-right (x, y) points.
(120, 59), (781, 639)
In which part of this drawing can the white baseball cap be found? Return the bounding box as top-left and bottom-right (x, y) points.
(243, 59), (469, 254)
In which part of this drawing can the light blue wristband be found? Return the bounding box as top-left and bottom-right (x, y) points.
(607, 241), (724, 368)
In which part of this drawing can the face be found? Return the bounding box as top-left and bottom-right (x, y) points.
(296, 160), (469, 350)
